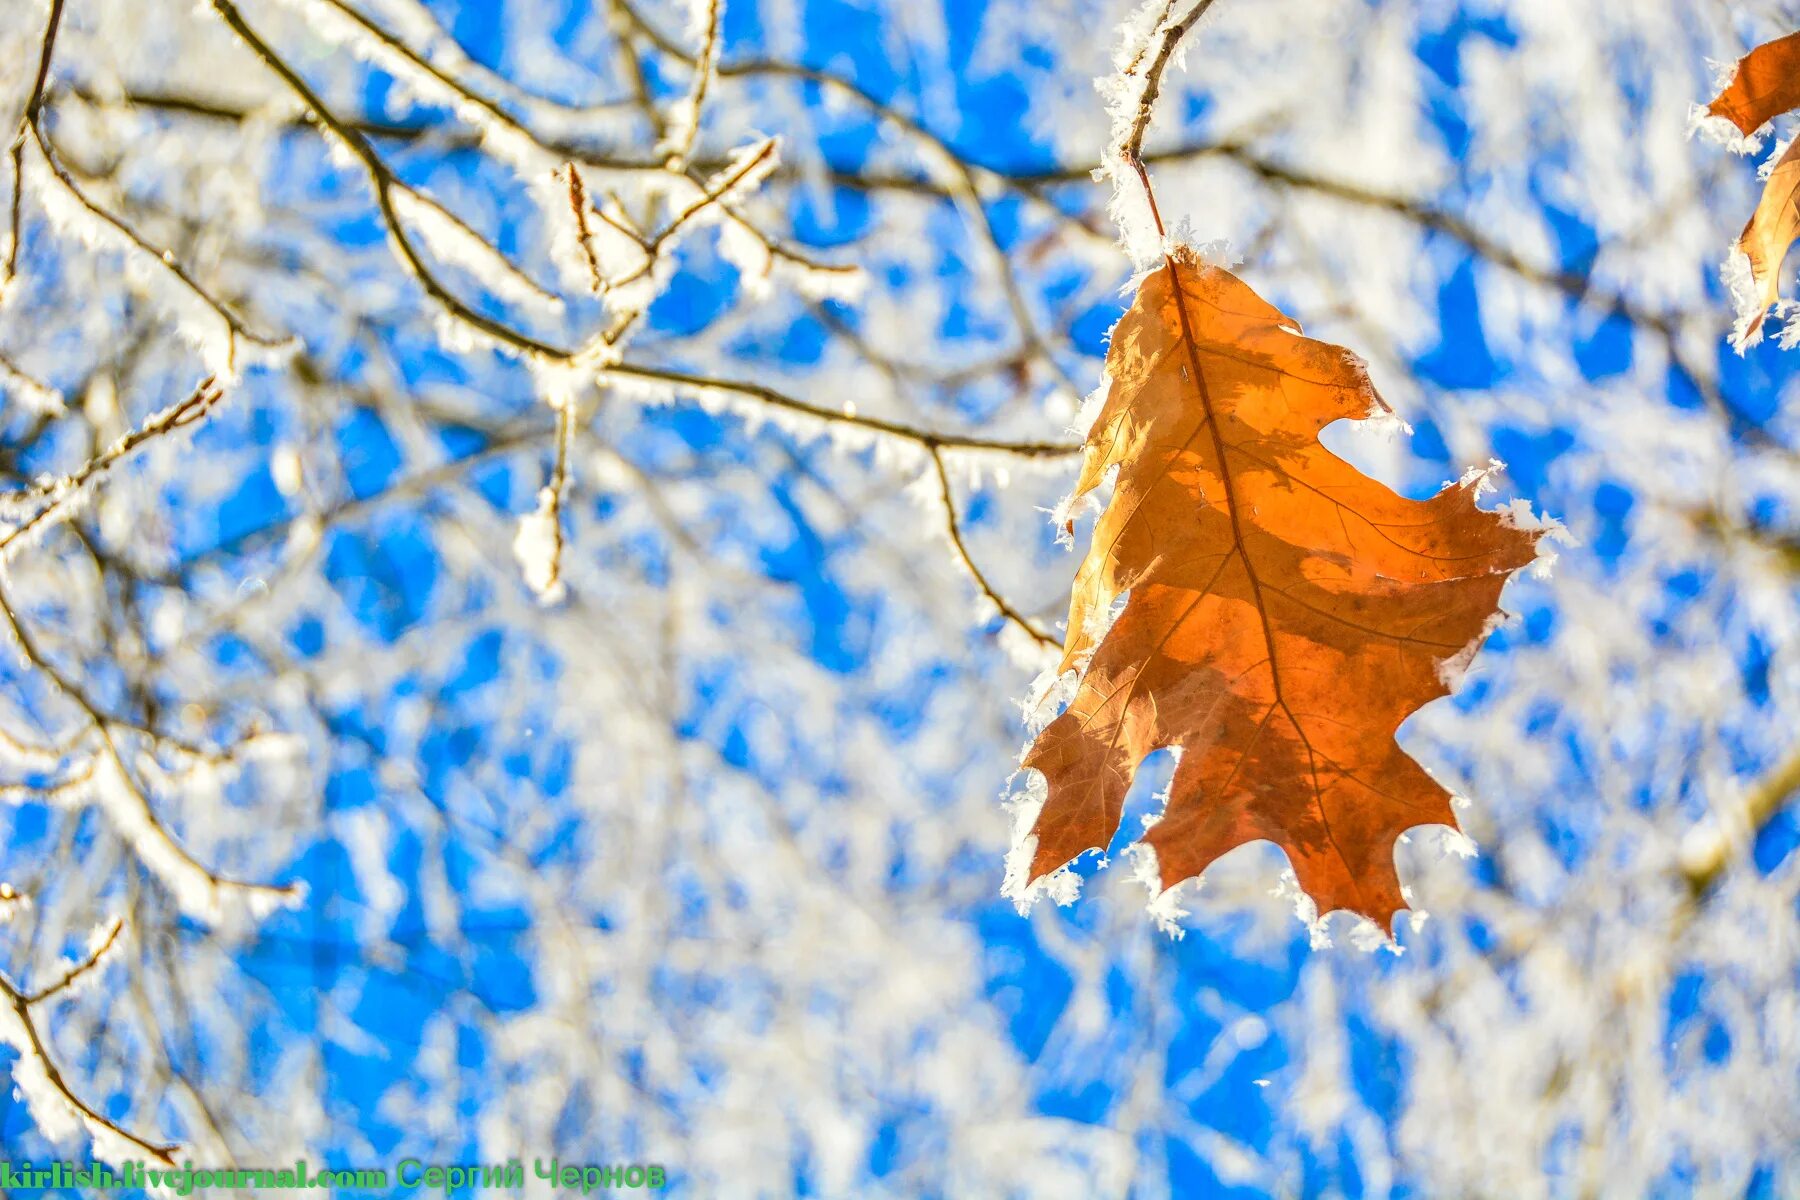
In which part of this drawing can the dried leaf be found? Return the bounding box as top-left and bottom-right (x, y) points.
(1020, 251), (1543, 932)
(1729, 140), (1800, 349)
(1704, 31), (1800, 137)
(1703, 31), (1800, 347)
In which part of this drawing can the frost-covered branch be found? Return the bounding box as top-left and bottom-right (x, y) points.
(0, 917), (176, 1165)
(0, 376), (223, 562)
(22, 915), (123, 1004)
(1112, 1), (1221, 167)
(1099, 0), (1220, 263)
(514, 394), (576, 604)
(0, 579), (301, 924)
(0, 973), (179, 1167)
(13, 72), (289, 375)
(3, 0), (65, 291)
(659, 0), (721, 169)
(208, 0), (572, 359)
(88, 81), (1720, 396)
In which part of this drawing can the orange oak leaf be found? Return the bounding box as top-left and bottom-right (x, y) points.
(1015, 250), (1545, 934)
(1702, 30), (1800, 348)
(1704, 31), (1800, 137)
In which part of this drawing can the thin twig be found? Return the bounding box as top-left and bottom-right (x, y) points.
(613, 0), (1080, 395)
(929, 447), (1058, 649)
(564, 163), (609, 294)
(603, 362), (1077, 456)
(25, 122), (289, 362)
(663, 0), (722, 169)
(5, 0), (67, 288)
(212, 0), (1025, 459)
(0, 377), (224, 559)
(533, 396), (578, 601)
(0, 582), (301, 911)
(0, 975), (179, 1165)
(1116, 0), (1221, 172)
(24, 916), (124, 1005)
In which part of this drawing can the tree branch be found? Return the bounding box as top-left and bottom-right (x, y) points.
(928, 447), (1059, 649)
(4, 0), (65, 288)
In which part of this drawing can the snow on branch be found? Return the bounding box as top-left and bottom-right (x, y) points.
(10, 60), (294, 378)
(0, 351), (64, 415)
(659, 0), (723, 170)
(390, 184), (565, 315)
(513, 399), (577, 604)
(74, 748), (303, 927)
(1097, 0), (1220, 267)
(0, 1001), (179, 1166)
(23, 916), (124, 1006)
(0, 377), (225, 563)
(0, 904), (171, 1169)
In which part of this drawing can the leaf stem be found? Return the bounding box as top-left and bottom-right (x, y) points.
(1117, 0), (1220, 239)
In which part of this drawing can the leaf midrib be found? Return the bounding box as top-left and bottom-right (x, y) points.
(1162, 258), (1366, 901)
